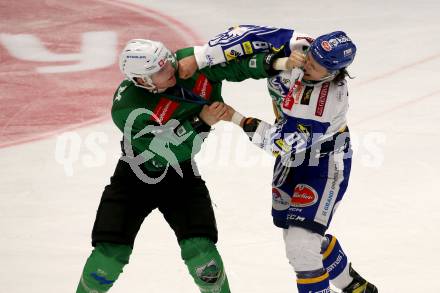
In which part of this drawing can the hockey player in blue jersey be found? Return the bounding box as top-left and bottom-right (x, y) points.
(180, 25), (378, 293)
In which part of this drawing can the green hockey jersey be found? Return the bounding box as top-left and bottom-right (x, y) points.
(111, 47), (274, 171)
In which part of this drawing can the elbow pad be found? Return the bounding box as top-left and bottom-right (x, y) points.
(242, 118), (272, 150)
(242, 117), (262, 134)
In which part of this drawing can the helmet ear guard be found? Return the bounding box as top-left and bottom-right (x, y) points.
(119, 39), (176, 93)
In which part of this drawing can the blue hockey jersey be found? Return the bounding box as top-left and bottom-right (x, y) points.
(194, 25), (350, 163)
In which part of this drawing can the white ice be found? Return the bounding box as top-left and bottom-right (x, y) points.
(1, 0), (440, 292)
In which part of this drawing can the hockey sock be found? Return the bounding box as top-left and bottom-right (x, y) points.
(76, 243), (132, 293)
(321, 234), (353, 290)
(296, 269), (330, 293)
(180, 237), (230, 293)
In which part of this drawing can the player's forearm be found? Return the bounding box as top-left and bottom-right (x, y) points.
(195, 45), (288, 76)
(200, 52), (281, 82)
(194, 45), (212, 69)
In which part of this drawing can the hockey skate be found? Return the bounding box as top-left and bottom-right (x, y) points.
(342, 263), (378, 293)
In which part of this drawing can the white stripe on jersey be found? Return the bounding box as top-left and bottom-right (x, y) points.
(314, 151), (345, 226)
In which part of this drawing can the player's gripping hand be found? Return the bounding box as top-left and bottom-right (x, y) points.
(272, 50), (306, 71)
(216, 103), (248, 127)
(217, 104), (236, 122)
(178, 55), (198, 79)
(199, 102), (228, 126)
(286, 50), (306, 69)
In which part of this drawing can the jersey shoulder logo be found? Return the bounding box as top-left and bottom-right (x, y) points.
(114, 85), (127, 102)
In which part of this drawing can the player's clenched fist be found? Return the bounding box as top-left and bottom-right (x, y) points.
(286, 50), (306, 69)
(199, 102), (229, 126)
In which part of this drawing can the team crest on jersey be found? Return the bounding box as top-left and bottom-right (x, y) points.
(269, 75), (290, 96)
(114, 85), (127, 102)
(296, 124), (312, 143)
(196, 259), (221, 284)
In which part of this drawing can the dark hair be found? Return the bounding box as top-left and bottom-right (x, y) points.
(333, 68), (355, 84)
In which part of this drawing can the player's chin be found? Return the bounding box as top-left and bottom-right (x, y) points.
(167, 77), (177, 87)
(304, 72), (318, 81)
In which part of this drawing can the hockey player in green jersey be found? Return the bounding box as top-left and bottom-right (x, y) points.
(75, 38), (284, 293)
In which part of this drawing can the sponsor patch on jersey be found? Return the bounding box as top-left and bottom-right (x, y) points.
(193, 74), (212, 100)
(243, 41), (253, 54)
(272, 187), (291, 211)
(315, 82), (330, 117)
(224, 44), (244, 61)
(283, 81), (303, 110)
(293, 83), (304, 104)
(150, 98), (180, 124)
(300, 86), (314, 105)
(291, 184), (319, 207)
(282, 89), (295, 110)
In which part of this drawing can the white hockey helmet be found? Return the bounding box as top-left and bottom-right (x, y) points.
(119, 39), (176, 92)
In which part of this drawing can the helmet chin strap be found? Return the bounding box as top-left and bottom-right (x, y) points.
(132, 76), (172, 94)
(132, 76), (158, 92)
(320, 71), (338, 82)
(302, 70), (338, 86)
